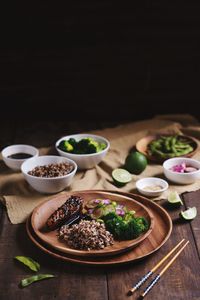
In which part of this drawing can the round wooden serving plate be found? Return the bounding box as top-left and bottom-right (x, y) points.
(31, 191), (154, 257)
(136, 134), (199, 163)
(26, 191), (172, 266)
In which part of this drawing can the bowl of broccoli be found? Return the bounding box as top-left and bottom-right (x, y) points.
(55, 134), (110, 169)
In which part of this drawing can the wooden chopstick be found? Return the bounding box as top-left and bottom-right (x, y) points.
(140, 240), (189, 298)
(129, 238), (185, 294)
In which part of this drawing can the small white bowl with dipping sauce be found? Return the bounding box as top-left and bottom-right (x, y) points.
(163, 157), (200, 184)
(55, 133), (110, 169)
(1, 144), (39, 171)
(136, 177), (169, 197)
(21, 155), (77, 194)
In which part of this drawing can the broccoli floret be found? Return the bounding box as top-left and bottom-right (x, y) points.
(75, 138), (91, 154)
(128, 218), (145, 238)
(102, 212), (120, 222)
(59, 140), (74, 152)
(68, 138), (77, 148)
(135, 217), (149, 232)
(124, 211), (136, 222)
(103, 212), (149, 240)
(59, 137), (106, 154)
(76, 138), (99, 154)
(88, 142), (99, 153)
(105, 215), (125, 239)
(87, 139), (107, 153)
(127, 217), (149, 238)
(97, 143), (107, 152)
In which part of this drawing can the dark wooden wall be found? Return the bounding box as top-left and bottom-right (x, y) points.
(1, 1), (200, 121)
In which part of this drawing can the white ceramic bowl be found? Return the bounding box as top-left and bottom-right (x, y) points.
(163, 157), (200, 184)
(55, 133), (110, 169)
(136, 177), (169, 197)
(21, 155), (77, 194)
(1, 144), (39, 171)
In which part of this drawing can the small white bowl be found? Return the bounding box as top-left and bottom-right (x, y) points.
(21, 155), (77, 194)
(163, 157), (200, 184)
(55, 133), (110, 169)
(136, 177), (169, 197)
(1, 144), (39, 171)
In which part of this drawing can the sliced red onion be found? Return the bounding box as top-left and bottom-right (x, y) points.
(170, 162), (198, 173)
(185, 167), (198, 173)
(116, 208), (125, 216)
(94, 199), (101, 204)
(102, 199), (111, 205)
(170, 162), (186, 173)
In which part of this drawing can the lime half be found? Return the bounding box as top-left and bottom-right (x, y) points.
(167, 191), (183, 206)
(112, 168), (132, 186)
(180, 207), (197, 220)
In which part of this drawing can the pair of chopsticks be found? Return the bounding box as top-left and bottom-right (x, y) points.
(129, 239), (189, 298)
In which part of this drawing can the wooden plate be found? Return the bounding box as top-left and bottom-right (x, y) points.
(31, 191), (154, 257)
(26, 191), (172, 265)
(136, 134), (199, 163)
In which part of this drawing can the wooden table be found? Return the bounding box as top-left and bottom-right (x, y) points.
(0, 121), (200, 300)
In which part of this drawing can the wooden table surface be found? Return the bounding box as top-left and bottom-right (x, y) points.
(0, 121), (200, 300)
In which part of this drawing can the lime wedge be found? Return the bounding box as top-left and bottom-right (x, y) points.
(180, 207), (197, 220)
(112, 168), (132, 186)
(167, 191), (183, 206)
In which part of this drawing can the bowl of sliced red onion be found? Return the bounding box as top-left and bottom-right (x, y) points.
(163, 157), (200, 184)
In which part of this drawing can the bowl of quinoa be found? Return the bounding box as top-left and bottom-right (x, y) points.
(21, 155), (77, 194)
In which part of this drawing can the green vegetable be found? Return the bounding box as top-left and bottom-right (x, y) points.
(21, 274), (55, 287)
(86, 199), (127, 220)
(102, 212), (149, 240)
(59, 140), (74, 152)
(68, 138), (77, 148)
(148, 135), (194, 159)
(14, 256), (40, 272)
(58, 137), (106, 154)
(78, 138), (98, 154)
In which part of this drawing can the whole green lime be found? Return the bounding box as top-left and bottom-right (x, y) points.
(125, 151), (147, 174)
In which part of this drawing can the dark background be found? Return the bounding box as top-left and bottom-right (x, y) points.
(0, 1), (200, 122)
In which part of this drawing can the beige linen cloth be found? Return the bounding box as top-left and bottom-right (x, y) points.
(1, 115), (200, 224)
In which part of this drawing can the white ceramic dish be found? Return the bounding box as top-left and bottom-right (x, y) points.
(136, 177), (169, 197)
(55, 133), (110, 169)
(21, 155), (77, 194)
(1, 144), (39, 171)
(163, 157), (200, 184)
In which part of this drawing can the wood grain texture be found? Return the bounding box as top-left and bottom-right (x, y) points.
(0, 214), (108, 300)
(182, 190), (200, 258)
(26, 192), (171, 265)
(107, 198), (200, 300)
(31, 191), (154, 257)
(0, 121), (200, 300)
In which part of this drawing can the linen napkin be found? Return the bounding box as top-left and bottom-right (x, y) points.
(1, 115), (200, 224)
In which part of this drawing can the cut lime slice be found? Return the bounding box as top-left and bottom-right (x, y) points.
(167, 191), (183, 205)
(112, 168), (132, 186)
(180, 207), (197, 220)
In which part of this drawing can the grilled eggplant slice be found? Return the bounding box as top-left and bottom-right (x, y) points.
(46, 196), (83, 230)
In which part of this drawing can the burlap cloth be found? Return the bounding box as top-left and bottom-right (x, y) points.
(1, 115), (200, 224)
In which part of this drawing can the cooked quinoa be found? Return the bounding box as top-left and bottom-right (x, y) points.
(59, 220), (114, 250)
(28, 162), (74, 178)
